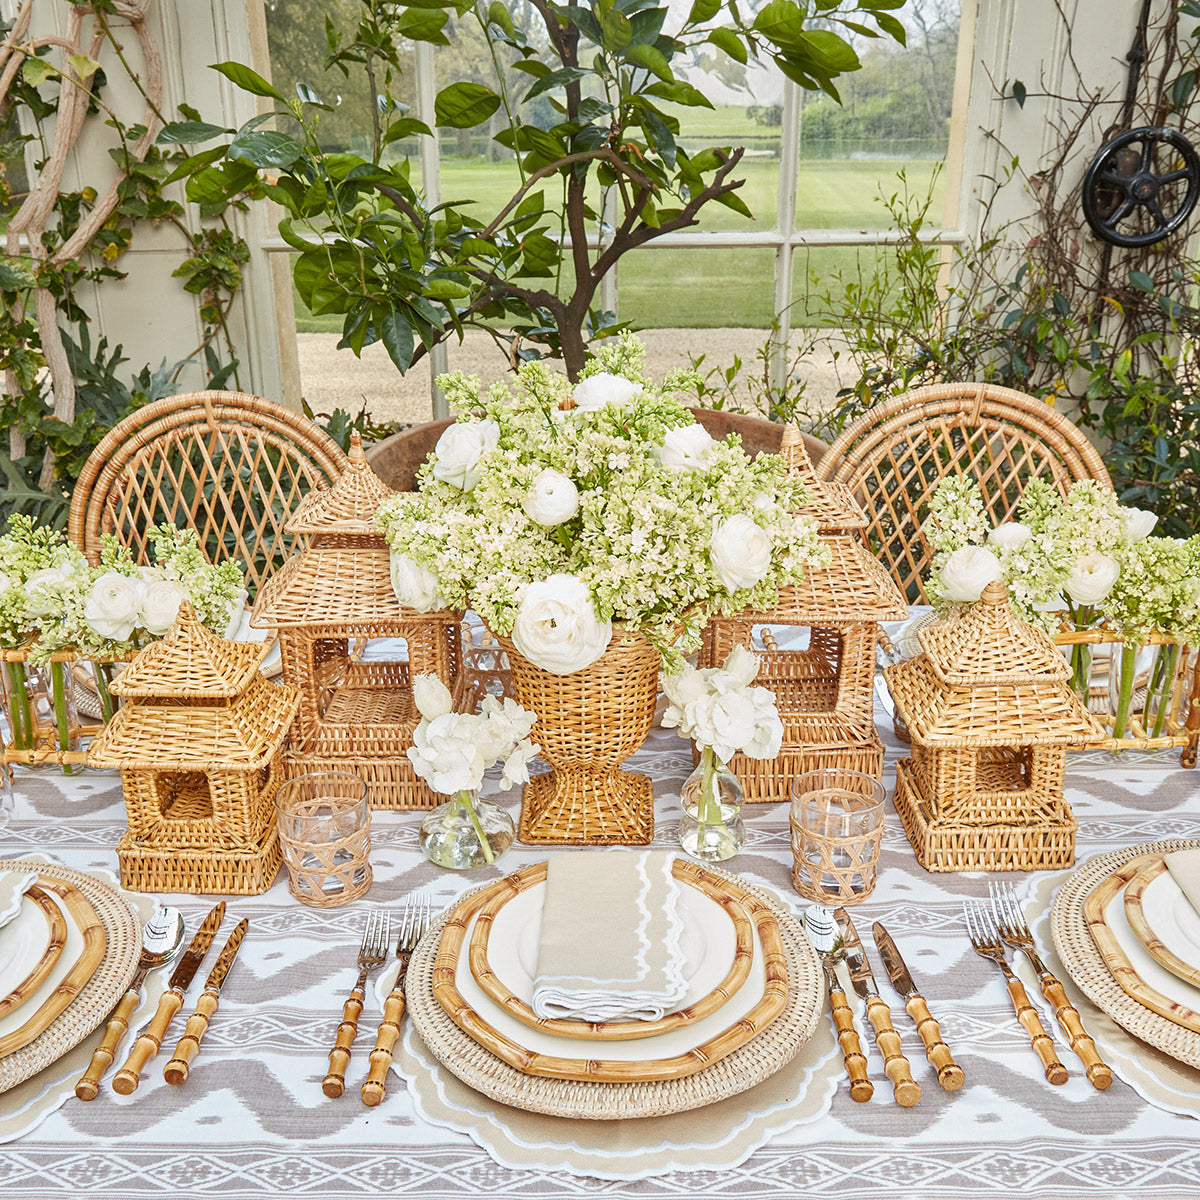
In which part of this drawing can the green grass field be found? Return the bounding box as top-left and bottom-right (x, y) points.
(293, 120), (946, 332)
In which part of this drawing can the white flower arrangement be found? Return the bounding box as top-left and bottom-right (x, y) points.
(374, 335), (828, 675)
(406, 674), (539, 864)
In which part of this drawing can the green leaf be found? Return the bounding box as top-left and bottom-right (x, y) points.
(209, 61), (286, 103)
(625, 43), (673, 81)
(382, 117), (433, 144)
(873, 12), (907, 44)
(157, 121), (230, 145)
(600, 8), (633, 49)
(524, 67), (589, 102)
(640, 107), (676, 168)
(687, 0), (722, 22)
(487, 2), (516, 37)
(1129, 270), (1155, 292)
(161, 145), (226, 186)
(1172, 70), (1196, 111)
(713, 189), (753, 219)
(1011, 79), (1027, 107)
(22, 57), (54, 87)
(0, 259), (36, 290)
(395, 7), (451, 43)
(227, 130), (304, 169)
(67, 54), (102, 80)
(706, 27), (747, 64)
(379, 308), (415, 371)
(645, 80), (714, 109)
(434, 82), (502, 128)
(424, 277), (471, 300)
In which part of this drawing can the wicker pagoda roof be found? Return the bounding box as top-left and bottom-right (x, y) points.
(110, 603), (268, 699)
(780, 425), (866, 533)
(87, 673), (300, 770)
(736, 534), (908, 625)
(883, 583), (1102, 747)
(284, 433), (395, 537)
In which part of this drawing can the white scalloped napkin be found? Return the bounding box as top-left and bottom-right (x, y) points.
(1165, 848), (1200, 920)
(0, 870), (38, 933)
(531, 849), (688, 1022)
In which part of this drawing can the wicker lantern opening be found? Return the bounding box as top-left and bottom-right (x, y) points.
(155, 771), (214, 821)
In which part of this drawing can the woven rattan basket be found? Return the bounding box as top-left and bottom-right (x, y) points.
(249, 434), (463, 810)
(498, 629), (659, 845)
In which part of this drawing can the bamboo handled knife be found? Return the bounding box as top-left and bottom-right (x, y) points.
(164, 918), (248, 1086)
(835, 908), (922, 1107)
(112, 902), (226, 1095)
(872, 921), (965, 1092)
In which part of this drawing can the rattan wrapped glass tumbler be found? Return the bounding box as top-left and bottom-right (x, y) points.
(274, 771), (372, 906)
(789, 768), (885, 904)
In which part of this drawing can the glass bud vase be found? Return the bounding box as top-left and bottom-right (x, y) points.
(419, 789), (515, 870)
(678, 747), (745, 863)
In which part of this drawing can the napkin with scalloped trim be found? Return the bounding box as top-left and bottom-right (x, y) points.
(1165, 848), (1200, 919)
(0, 870), (38, 933)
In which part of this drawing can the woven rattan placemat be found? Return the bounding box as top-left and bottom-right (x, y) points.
(405, 865), (821, 1119)
(1050, 838), (1200, 1070)
(0, 860), (141, 1094)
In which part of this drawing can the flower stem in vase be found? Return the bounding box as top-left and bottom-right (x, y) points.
(50, 662), (75, 774)
(92, 662), (116, 724)
(1111, 642), (1138, 742)
(679, 746), (745, 863)
(5, 661), (32, 751)
(1150, 643), (1180, 738)
(451, 788), (494, 865)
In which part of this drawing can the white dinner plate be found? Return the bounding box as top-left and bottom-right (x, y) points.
(0, 888), (64, 1015)
(1125, 860), (1200, 988)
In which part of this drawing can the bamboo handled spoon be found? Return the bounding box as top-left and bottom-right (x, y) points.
(76, 907), (186, 1100)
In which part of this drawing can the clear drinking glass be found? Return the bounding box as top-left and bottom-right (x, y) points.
(274, 771), (372, 906)
(789, 768), (886, 904)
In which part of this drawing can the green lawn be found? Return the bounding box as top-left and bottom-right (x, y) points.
(292, 125), (947, 332)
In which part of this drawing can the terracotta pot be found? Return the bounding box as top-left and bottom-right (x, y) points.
(496, 629), (660, 845)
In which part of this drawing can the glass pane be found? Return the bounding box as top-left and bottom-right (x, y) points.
(619, 247), (776, 328)
(795, 0), (962, 230)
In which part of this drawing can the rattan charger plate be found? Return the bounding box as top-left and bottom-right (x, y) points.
(0, 860), (141, 1094)
(467, 858), (756, 1042)
(1051, 838), (1200, 1070)
(407, 866), (821, 1119)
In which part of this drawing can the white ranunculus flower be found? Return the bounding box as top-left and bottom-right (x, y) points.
(139, 579), (189, 637)
(406, 713), (489, 794)
(988, 521), (1032, 549)
(84, 571), (143, 642)
(431, 419), (500, 491)
(523, 469), (580, 526)
(511, 573), (612, 675)
(22, 566), (72, 619)
(938, 546), (1004, 603)
(571, 372), (642, 412)
(389, 552), (445, 613)
(658, 423), (717, 471)
(1065, 553), (1120, 606)
(1121, 506), (1158, 540)
(710, 515), (772, 592)
(413, 673), (455, 721)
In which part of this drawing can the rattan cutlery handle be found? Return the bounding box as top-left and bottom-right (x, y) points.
(1039, 976), (1112, 1089)
(76, 987), (141, 1100)
(1006, 977), (1068, 1084)
(112, 990), (183, 1095)
(362, 987), (406, 1107)
(904, 995), (965, 1091)
(324, 988), (365, 1098)
(163, 991), (219, 1086)
(829, 982), (873, 1102)
(865, 995), (921, 1106)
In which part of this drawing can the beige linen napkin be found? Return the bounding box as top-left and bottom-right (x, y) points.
(531, 850), (688, 1022)
(1164, 848), (1200, 918)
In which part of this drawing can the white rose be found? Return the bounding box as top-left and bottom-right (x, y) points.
(389, 552), (446, 613)
(938, 546), (1003, 603)
(710, 515), (772, 592)
(511, 573), (612, 675)
(84, 571), (143, 642)
(659, 423), (717, 470)
(1065, 553), (1120, 606)
(1122, 507), (1158, 540)
(139, 579), (189, 637)
(406, 713), (488, 794)
(988, 522), (1032, 549)
(412, 673), (454, 721)
(431, 419), (500, 491)
(522, 469), (580, 526)
(22, 566), (72, 619)
(571, 372), (642, 412)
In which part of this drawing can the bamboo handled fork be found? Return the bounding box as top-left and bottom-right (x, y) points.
(323, 911), (390, 1099)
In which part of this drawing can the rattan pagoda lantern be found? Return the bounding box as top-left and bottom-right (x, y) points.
(700, 425), (908, 801)
(249, 434), (463, 809)
(883, 581), (1103, 872)
(87, 603), (300, 894)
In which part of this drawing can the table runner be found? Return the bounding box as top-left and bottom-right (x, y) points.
(3, 717), (1200, 1199)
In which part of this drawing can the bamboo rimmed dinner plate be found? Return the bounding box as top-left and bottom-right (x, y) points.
(0, 887), (68, 1021)
(433, 861), (789, 1083)
(0, 878), (107, 1058)
(467, 858), (754, 1042)
(1124, 857), (1200, 990)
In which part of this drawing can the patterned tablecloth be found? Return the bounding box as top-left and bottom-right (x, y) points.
(3, 711), (1200, 1200)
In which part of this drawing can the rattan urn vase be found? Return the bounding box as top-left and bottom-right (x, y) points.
(883, 581), (1104, 872)
(497, 628), (659, 845)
